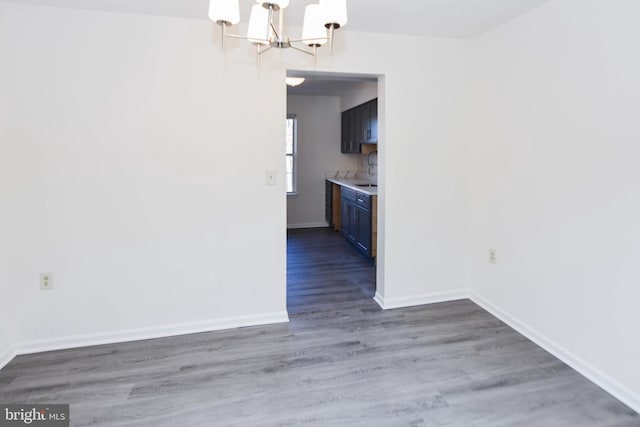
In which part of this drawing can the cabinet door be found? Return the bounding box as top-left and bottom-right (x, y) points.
(340, 199), (350, 240)
(340, 199), (356, 244)
(358, 104), (369, 145)
(341, 110), (358, 153)
(349, 116), (359, 153)
(368, 100), (378, 144)
(349, 202), (358, 243)
(356, 205), (371, 255)
(341, 111), (349, 153)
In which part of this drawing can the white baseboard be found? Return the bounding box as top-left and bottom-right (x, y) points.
(469, 290), (640, 414)
(287, 222), (329, 229)
(373, 292), (385, 309)
(374, 287), (640, 412)
(1, 311), (289, 369)
(374, 289), (469, 310)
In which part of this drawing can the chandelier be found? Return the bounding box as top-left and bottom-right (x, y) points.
(208, 0), (348, 61)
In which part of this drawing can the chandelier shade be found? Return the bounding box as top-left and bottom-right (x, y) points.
(208, 0), (347, 61)
(247, 4), (271, 45)
(320, 0), (348, 28)
(302, 4), (328, 47)
(258, 0), (290, 9)
(208, 0), (240, 25)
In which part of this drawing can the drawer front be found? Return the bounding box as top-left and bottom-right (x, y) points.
(355, 192), (370, 210)
(341, 186), (357, 202)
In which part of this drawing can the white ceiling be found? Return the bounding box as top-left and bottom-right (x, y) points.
(6, 0), (549, 96)
(5, 0), (549, 39)
(287, 71), (377, 96)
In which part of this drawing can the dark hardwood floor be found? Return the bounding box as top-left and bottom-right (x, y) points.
(287, 227), (376, 318)
(0, 228), (638, 426)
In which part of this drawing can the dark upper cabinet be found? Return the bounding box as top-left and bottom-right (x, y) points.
(358, 105), (369, 144)
(341, 98), (378, 153)
(358, 100), (378, 144)
(367, 100), (378, 144)
(341, 109), (358, 153)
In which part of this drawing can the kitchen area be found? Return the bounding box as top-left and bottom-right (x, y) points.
(286, 71), (379, 260)
(326, 94), (378, 259)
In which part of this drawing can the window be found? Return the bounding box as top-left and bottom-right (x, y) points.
(286, 115), (297, 194)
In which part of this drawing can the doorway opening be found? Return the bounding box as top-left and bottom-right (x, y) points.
(284, 70), (383, 315)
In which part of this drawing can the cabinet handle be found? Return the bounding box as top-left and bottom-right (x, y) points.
(357, 198), (364, 203)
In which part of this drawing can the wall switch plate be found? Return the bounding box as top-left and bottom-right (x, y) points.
(489, 249), (497, 265)
(40, 273), (53, 290)
(265, 170), (277, 186)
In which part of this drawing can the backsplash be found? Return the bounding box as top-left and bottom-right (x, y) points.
(324, 170), (360, 179)
(364, 151), (378, 176)
(325, 151), (378, 180)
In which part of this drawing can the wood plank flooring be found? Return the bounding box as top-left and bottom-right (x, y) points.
(0, 228), (638, 426)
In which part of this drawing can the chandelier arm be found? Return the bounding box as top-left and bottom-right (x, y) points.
(329, 25), (335, 55)
(270, 22), (280, 39)
(288, 38), (328, 44)
(257, 46), (273, 56)
(289, 44), (315, 56)
(266, 5), (280, 40)
(224, 33), (271, 45)
(224, 33), (251, 39)
(221, 24), (226, 52)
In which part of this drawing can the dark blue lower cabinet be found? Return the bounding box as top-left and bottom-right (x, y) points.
(356, 205), (371, 254)
(341, 187), (373, 258)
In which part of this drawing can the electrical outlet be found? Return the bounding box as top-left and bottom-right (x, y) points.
(489, 249), (497, 265)
(40, 273), (53, 290)
(265, 170), (276, 186)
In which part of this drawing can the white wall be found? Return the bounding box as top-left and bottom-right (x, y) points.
(467, 0), (640, 409)
(286, 95), (360, 228)
(0, 0), (17, 366)
(0, 3), (470, 362)
(340, 81), (378, 111)
(311, 33), (472, 305)
(1, 3), (289, 356)
(375, 38), (471, 304)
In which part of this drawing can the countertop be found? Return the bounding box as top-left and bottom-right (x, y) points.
(326, 177), (378, 196)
